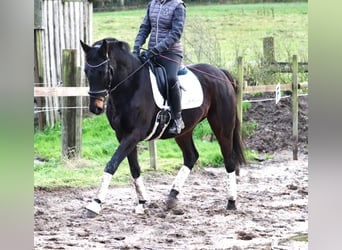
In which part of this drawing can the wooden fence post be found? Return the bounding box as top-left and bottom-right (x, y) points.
(34, 28), (46, 130)
(61, 49), (82, 159)
(237, 56), (244, 127)
(292, 55), (298, 160)
(263, 37), (275, 64)
(263, 37), (276, 83)
(149, 140), (157, 170)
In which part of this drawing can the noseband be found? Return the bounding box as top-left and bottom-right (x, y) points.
(85, 58), (114, 100)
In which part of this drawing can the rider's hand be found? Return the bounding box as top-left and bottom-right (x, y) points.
(132, 46), (140, 55)
(140, 48), (159, 61)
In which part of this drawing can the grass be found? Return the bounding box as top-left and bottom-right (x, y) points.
(34, 2), (307, 187)
(93, 2), (308, 65)
(34, 111), (253, 187)
(93, 2), (308, 85)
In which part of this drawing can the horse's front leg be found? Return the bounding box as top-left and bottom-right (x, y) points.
(127, 147), (149, 214)
(85, 136), (139, 218)
(166, 135), (198, 209)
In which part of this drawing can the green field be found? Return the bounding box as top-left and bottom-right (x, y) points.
(93, 2), (308, 67)
(34, 113), (258, 187)
(34, 2), (307, 187)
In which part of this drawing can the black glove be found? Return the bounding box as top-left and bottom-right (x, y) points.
(140, 48), (159, 62)
(132, 46), (140, 56)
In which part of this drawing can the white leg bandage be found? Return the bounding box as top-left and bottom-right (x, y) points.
(227, 172), (237, 200)
(171, 165), (191, 192)
(133, 176), (148, 202)
(96, 172), (113, 202)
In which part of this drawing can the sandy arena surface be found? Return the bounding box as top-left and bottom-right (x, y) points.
(34, 93), (308, 249)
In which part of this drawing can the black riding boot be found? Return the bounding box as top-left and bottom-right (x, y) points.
(168, 82), (184, 135)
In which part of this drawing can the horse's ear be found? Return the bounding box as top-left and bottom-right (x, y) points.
(99, 39), (109, 58)
(80, 40), (91, 54)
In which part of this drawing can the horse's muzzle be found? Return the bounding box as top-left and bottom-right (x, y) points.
(89, 98), (105, 115)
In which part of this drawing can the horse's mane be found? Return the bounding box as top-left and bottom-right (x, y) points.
(92, 37), (131, 52)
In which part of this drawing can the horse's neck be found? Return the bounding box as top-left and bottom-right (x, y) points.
(110, 59), (148, 103)
(113, 54), (141, 80)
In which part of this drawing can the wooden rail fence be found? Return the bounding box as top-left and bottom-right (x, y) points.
(237, 54), (307, 160)
(34, 0), (92, 129)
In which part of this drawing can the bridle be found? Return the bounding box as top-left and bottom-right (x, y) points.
(85, 56), (149, 100)
(85, 58), (113, 101)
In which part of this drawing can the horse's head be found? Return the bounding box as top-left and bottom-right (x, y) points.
(80, 39), (115, 115)
(81, 38), (142, 114)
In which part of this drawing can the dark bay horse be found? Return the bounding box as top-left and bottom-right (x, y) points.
(80, 38), (246, 217)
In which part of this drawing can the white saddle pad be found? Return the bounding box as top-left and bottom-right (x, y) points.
(149, 69), (203, 110)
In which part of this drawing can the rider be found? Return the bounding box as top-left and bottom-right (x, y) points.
(133, 0), (186, 135)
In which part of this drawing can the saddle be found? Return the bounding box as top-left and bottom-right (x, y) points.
(147, 61), (169, 100)
(143, 60), (202, 141)
(147, 60), (188, 101)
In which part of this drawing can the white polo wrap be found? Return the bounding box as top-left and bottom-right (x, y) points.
(96, 172), (113, 202)
(171, 165), (191, 192)
(133, 176), (149, 202)
(227, 172), (237, 200)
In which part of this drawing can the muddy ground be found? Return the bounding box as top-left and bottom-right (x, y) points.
(34, 93), (308, 249)
(243, 93), (308, 156)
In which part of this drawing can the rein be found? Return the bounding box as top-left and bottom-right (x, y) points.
(159, 54), (232, 84)
(109, 59), (149, 94)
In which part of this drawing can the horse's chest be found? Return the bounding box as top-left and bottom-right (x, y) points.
(108, 108), (135, 132)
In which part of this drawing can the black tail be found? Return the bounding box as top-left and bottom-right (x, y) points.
(232, 111), (246, 175)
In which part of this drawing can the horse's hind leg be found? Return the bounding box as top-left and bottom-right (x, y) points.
(225, 164), (238, 210)
(166, 133), (199, 209)
(216, 136), (238, 210)
(207, 116), (238, 210)
(127, 147), (149, 214)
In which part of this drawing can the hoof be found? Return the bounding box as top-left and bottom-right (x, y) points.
(226, 200), (237, 210)
(166, 195), (178, 210)
(135, 204), (147, 215)
(85, 200), (101, 218)
(85, 208), (99, 218)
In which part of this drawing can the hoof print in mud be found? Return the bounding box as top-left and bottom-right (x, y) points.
(172, 209), (185, 215)
(236, 231), (257, 241)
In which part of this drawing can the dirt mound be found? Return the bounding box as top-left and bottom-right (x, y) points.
(243, 92), (308, 155)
